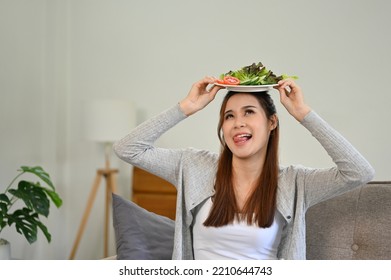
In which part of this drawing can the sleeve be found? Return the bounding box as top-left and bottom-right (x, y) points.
(112, 103), (188, 186)
(299, 111), (375, 208)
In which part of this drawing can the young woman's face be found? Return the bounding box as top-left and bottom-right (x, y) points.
(222, 94), (276, 161)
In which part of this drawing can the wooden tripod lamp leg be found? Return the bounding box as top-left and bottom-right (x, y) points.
(104, 175), (110, 258)
(69, 172), (102, 260)
(103, 169), (118, 258)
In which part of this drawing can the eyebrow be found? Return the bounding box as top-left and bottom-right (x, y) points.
(224, 105), (258, 115)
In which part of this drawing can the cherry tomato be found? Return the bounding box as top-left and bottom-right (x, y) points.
(223, 76), (240, 85)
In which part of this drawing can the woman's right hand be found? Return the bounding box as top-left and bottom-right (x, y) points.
(179, 76), (224, 116)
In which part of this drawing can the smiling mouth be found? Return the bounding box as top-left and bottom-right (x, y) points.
(233, 133), (252, 144)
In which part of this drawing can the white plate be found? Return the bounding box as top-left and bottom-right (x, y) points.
(214, 83), (278, 92)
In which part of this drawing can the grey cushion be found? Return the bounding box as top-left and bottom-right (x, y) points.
(306, 182), (391, 260)
(112, 193), (175, 259)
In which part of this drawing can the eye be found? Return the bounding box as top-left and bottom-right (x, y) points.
(224, 113), (234, 120)
(244, 109), (255, 116)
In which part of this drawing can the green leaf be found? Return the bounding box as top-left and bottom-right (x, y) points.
(36, 219), (51, 242)
(0, 209), (7, 230)
(280, 74), (299, 80)
(9, 181), (50, 217)
(220, 62), (298, 85)
(0, 193), (11, 205)
(1, 166), (60, 244)
(0, 194), (11, 227)
(19, 166), (55, 191)
(42, 189), (63, 208)
(0, 203), (8, 222)
(6, 208), (52, 244)
(7, 208), (51, 244)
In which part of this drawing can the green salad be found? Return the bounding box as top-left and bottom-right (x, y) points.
(217, 62), (298, 86)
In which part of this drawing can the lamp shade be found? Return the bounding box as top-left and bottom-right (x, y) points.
(84, 98), (136, 143)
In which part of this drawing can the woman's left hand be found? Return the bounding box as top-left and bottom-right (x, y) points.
(274, 79), (311, 122)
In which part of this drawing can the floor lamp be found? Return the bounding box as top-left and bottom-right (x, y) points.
(69, 98), (135, 260)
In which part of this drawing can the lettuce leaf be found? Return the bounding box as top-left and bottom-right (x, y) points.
(220, 62), (298, 85)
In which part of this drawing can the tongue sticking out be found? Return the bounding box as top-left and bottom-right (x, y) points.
(233, 134), (252, 144)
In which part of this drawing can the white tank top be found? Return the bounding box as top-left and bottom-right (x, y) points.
(192, 197), (285, 260)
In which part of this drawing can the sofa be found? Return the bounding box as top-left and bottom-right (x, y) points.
(306, 181), (391, 259)
(112, 181), (391, 260)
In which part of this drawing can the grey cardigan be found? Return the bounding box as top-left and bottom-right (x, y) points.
(113, 103), (374, 260)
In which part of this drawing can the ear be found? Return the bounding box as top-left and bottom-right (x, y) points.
(269, 115), (278, 131)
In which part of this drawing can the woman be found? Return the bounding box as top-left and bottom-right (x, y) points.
(113, 77), (374, 260)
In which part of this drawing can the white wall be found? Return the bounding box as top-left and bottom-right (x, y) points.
(1, 0), (390, 259)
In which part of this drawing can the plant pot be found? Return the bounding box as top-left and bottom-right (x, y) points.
(0, 239), (11, 260)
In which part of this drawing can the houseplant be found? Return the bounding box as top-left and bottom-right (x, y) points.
(0, 166), (62, 259)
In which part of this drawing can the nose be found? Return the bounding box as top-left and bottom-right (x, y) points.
(234, 117), (246, 128)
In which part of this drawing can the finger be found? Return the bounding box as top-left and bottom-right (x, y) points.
(275, 83), (290, 96)
(202, 76), (217, 85)
(198, 76), (217, 92)
(194, 76), (213, 88)
(280, 79), (300, 92)
(275, 85), (286, 100)
(277, 79), (291, 90)
(209, 84), (224, 96)
(278, 88), (290, 102)
(278, 80), (298, 97)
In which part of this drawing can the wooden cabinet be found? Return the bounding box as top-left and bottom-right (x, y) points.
(131, 167), (177, 220)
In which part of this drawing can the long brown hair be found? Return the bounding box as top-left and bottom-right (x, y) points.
(203, 91), (280, 228)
